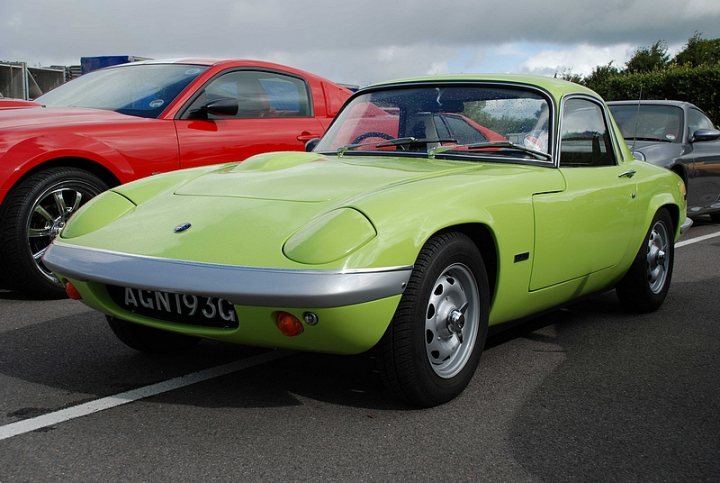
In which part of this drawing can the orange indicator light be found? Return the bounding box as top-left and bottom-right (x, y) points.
(275, 311), (304, 337)
(65, 282), (82, 300)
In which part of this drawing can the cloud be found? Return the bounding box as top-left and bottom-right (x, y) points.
(521, 44), (636, 77)
(520, 41), (687, 77)
(1, 0), (719, 84)
(252, 45), (460, 86)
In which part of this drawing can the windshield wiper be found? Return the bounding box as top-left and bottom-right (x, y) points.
(429, 141), (552, 161)
(623, 136), (672, 142)
(336, 137), (457, 156)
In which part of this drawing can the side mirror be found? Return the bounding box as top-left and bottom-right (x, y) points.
(689, 128), (720, 143)
(205, 98), (239, 117)
(304, 138), (320, 152)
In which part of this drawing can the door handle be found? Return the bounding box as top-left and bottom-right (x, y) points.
(297, 132), (321, 142)
(618, 169), (636, 178)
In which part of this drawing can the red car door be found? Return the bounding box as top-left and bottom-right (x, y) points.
(174, 69), (326, 168)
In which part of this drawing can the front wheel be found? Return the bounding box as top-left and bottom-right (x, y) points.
(616, 209), (675, 313)
(377, 232), (490, 407)
(107, 316), (200, 354)
(0, 167), (108, 297)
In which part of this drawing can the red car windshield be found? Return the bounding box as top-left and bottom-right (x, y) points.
(35, 63), (208, 118)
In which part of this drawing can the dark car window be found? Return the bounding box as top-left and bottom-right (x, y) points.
(36, 64), (207, 118)
(609, 104), (684, 143)
(188, 70), (311, 120)
(687, 108), (715, 137)
(560, 98), (615, 167)
(437, 114), (488, 144)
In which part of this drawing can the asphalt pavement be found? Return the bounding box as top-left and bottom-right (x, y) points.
(1, 219), (719, 481)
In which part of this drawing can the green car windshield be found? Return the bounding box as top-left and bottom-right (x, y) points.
(315, 85), (552, 160)
(36, 63), (209, 118)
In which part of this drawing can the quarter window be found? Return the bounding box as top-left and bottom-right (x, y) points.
(559, 99), (615, 167)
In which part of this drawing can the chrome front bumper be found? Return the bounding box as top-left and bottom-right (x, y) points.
(43, 242), (412, 308)
(680, 216), (693, 235)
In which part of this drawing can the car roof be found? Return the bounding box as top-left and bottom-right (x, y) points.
(125, 58), (278, 67)
(363, 74), (601, 100)
(607, 99), (698, 110)
(107, 58), (338, 83)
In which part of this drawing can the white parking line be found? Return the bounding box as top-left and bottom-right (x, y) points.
(0, 350), (290, 441)
(677, 230), (720, 248)
(2, 229), (718, 442)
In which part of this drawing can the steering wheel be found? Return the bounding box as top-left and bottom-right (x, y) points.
(351, 131), (394, 144)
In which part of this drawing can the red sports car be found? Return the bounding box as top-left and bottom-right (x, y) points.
(0, 59), (351, 297)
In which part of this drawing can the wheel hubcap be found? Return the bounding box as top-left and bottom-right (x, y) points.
(424, 263), (480, 379)
(27, 183), (100, 284)
(447, 303), (467, 334)
(646, 220), (670, 294)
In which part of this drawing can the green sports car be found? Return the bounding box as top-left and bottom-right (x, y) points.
(44, 74), (691, 407)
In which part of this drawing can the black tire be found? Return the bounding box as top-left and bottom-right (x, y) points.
(710, 212), (720, 223)
(0, 167), (108, 298)
(107, 316), (200, 354)
(616, 209), (674, 313)
(351, 131), (394, 144)
(377, 232), (490, 407)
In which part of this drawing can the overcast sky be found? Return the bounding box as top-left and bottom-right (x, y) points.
(2, 0), (720, 86)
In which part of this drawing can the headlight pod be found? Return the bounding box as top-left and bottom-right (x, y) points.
(283, 208), (376, 264)
(60, 190), (135, 239)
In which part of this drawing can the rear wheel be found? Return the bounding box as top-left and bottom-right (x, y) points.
(377, 232), (489, 407)
(616, 209), (674, 313)
(710, 212), (720, 223)
(0, 167), (108, 298)
(107, 316), (200, 354)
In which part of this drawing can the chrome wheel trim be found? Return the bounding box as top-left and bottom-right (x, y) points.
(646, 220), (670, 294)
(424, 263), (480, 379)
(26, 181), (100, 284)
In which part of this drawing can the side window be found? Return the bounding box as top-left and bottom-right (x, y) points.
(259, 76), (311, 117)
(188, 70), (311, 119)
(687, 108), (714, 137)
(439, 114), (488, 144)
(559, 98), (615, 167)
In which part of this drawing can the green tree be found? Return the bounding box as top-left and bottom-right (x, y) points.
(558, 34), (720, 123)
(559, 71), (583, 84)
(625, 41), (669, 73)
(674, 32), (720, 66)
(579, 62), (622, 94)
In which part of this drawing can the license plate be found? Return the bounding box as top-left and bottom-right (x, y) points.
(106, 285), (238, 328)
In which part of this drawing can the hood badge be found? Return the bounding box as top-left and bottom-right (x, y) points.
(174, 222), (192, 233)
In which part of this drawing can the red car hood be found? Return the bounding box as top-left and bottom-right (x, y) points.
(0, 106), (139, 130)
